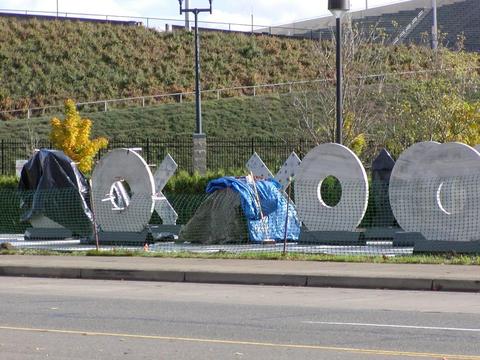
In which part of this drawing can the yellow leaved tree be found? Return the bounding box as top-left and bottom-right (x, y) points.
(50, 99), (108, 173)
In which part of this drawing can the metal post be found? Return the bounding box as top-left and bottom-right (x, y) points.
(194, 11), (202, 134)
(365, 0), (368, 9)
(1, 140), (4, 175)
(146, 138), (150, 165)
(180, 0), (212, 175)
(56, 0), (59, 18)
(185, 0), (190, 29)
(335, 17), (343, 144)
(180, 0), (211, 135)
(432, 0), (438, 50)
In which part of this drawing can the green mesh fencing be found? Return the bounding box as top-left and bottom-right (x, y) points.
(0, 175), (479, 255)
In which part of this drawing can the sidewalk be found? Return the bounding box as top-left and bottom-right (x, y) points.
(0, 255), (479, 292)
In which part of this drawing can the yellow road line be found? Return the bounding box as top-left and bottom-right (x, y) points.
(0, 325), (478, 359)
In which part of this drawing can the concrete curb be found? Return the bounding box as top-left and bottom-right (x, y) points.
(1, 265), (479, 292)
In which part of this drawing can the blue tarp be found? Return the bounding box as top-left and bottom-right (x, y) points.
(206, 177), (300, 242)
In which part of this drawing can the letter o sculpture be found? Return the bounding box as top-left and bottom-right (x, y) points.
(295, 143), (369, 231)
(389, 142), (480, 241)
(92, 149), (155, 232)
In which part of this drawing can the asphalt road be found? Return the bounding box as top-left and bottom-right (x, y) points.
(0, 277), (479, 360)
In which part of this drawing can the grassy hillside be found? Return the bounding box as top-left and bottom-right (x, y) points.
(0, 93), (301, 139)
(0, 17), (322, 112)
(1, 16), (478, 115)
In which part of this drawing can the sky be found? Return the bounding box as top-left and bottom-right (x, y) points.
(0, 0), (413, 29)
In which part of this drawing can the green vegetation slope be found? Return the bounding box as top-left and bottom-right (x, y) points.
(0, 16), (479, 157)
(0, 17), (322, 111)
(1, 16), (477, 114)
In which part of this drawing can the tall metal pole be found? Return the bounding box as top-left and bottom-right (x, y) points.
(56, 0), (59, 18)
(431, 0), (438, 50)
(335, 16), (343, 144)
(185, 0), (190, 29)
(365, 0), (368, 9)
(179, 0), (212, 135)
(194, 11), (202, 134)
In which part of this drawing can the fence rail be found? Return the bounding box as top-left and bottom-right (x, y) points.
(0, 79), (327, 120)
(3, 65), (475, 120)
(0, 8), (318, 37)
(0, 137), (318, 176)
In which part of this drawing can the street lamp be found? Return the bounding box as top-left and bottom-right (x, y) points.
(179, 0), (212, 135)
(328, 0), (350, 145)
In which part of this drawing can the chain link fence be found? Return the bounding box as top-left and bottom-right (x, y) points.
(1, 172), (478, 255)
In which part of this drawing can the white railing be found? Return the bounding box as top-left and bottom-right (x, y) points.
(0, 79), (327, 120)
(2, 67), (477, 120)
(0, 8), (315, 35)
(392, 8), (430, 45)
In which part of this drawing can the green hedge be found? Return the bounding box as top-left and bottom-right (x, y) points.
(163, 169), (246, 194)
(0, 176), (19, 189)
(0, 175), (395, 232)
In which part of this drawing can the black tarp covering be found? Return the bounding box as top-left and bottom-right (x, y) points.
(18, 149), (93, 235)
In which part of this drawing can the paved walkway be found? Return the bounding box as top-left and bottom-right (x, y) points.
(0, 255), (479, 292)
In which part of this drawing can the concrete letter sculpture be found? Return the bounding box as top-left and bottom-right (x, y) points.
(294, 143), (368, 231)
(153, 154), (178, 225)
(246, 151), (301, 191)
(389, 142), (480, 241)
(92, 148), (155, 234)
(246, 152), (274, 179)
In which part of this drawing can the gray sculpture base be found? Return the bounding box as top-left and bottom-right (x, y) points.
(149, 225), (182, 242)
(393, 232), (425, 247)
(363, 227), (400, 240)
(299, 230), (363, 245)
(24, 228), (73, 241)
(414, 240), (480, 254)
(393, 233), (480, 253)
(95, 228), (149, 244)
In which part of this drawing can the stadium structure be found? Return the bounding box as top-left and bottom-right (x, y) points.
(270, 0), (479, 51)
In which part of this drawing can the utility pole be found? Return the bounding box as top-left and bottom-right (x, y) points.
(431, 0), (438, 50)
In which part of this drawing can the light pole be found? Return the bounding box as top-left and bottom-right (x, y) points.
(431, 0), (438, 50)
(179, 0), (212, 135)
(184, 0), (190, 30)
(328, 0), (350, 145)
